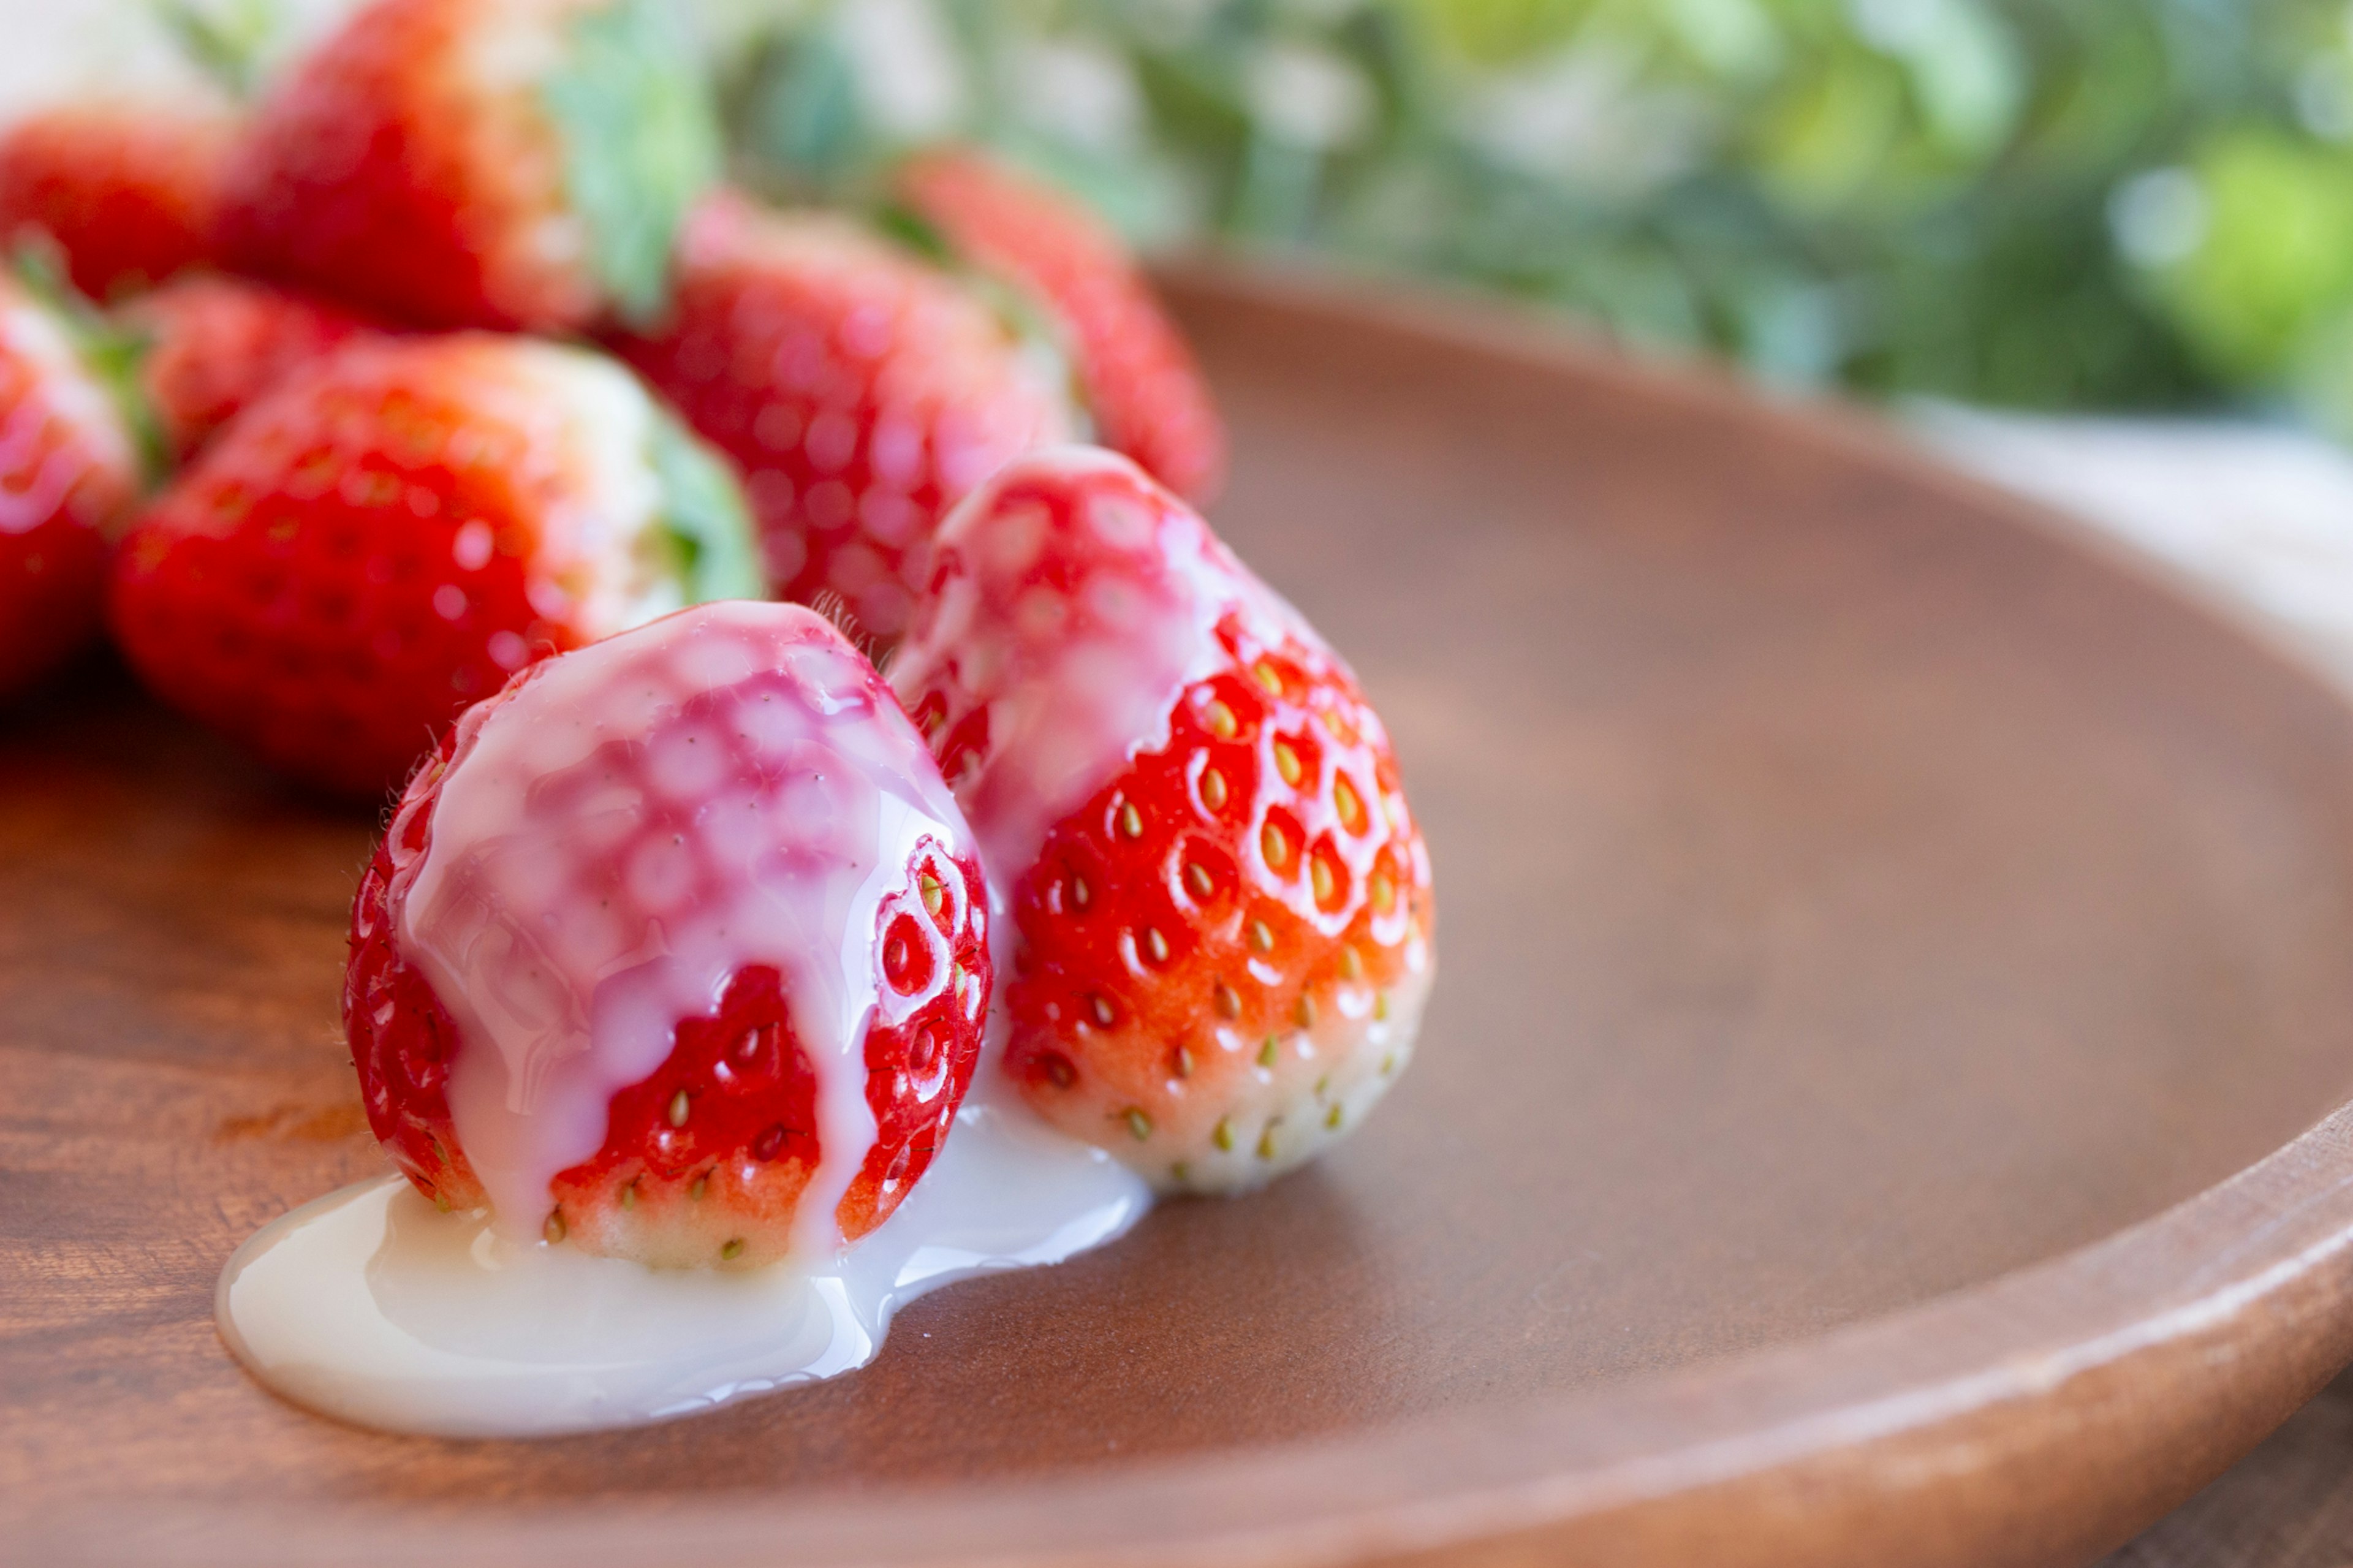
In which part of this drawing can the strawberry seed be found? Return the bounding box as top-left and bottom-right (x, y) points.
(1334, 775), (1365, 833)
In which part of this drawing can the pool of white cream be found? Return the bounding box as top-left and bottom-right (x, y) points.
(215, 1091), (1151, 1439)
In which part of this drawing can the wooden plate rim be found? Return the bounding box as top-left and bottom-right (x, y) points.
(32, 265), (2353, 1568)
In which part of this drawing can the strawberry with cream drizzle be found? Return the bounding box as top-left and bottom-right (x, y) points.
(892, 448), (1434, 1191)
(346, 600), (991, 1268)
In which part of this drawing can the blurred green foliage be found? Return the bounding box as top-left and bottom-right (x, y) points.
(711, 0), (2353, 430)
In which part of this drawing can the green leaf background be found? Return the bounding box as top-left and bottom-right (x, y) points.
(709, 0), (2353, 436)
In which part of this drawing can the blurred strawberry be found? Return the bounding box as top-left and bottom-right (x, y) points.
(119, 273), (379, 461)
(890, 146), (1226, 505)
(0, 265), (150, 702)
(219, 0), (719, 333)
(0, 100), (237, 301)
(613, 190), (1073, 644)
(892, 449), (1434, 1191)
(108, 333), (761, 795)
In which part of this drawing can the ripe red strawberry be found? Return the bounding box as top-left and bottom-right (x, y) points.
(0, 100), (235, 301)
(0, 268), (146, 702)
(108, 333), (761, 796)
(613, 190), (1074, 644)
(346, 600), (991, 1267)
(892, 448), (1434, 1191)
(118, 273), (379, 461)
(219, 0), (719, 332)
(890, 146), (1226, 506)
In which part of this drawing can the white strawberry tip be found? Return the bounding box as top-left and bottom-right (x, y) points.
(388, 599), (979, 1262)
(1162, 956), (1434, 1194)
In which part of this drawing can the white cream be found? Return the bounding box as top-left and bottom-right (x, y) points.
(216, 1083), (1149, 1438)
(393, 601), (967, 1257)
(220, 598), (1155, 1436)
(887, 445), (1315, 900)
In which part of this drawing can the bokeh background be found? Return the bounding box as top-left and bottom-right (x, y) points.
(712, 0), (2353, 443)
(21, 0), (2353, 440)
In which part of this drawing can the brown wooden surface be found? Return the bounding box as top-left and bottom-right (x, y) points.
(2100, 1366), (2353, 1566)
(12, 266), (2353, 1566)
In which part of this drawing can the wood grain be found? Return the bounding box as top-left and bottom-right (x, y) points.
(2101, 1365), (2353, 1566)
(10, 265), (2353, 1566)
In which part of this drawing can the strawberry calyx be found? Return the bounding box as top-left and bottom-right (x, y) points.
(7, 239), (167, 490)
(540, 0), (722, 326)
(645, 407), (763, 605)
(150, 0), (284, 101)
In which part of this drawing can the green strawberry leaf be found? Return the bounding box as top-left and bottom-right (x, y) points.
(9, 240), (169, 488)
(148, 0), (284, 101)
(868, 200), (957, 267)
(542, 0), (722, 327)
(647, 411), (764, 605)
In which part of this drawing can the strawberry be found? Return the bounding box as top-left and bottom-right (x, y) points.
(0, 267), (146, 702)
(346, 600), (991, 1268)
(218, 0), (719, 333)
(0, 100), (235, 301)
(891, 448), (1434, 1191)
(108, 333), (761, 797)
(118, 273), (378, 461)
(613, 190), (1075, 645)
(890, 146), (1227, 506)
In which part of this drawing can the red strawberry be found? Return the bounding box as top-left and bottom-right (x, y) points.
(118, 273), (379, 461)
(219, 0), (718, 332)
(891, 146), (1226, 506)
(891, 448), (1434, 1191)
(108, 333), (762, 797)
(347, 600), (991, 1267)
(613, 190), (1075, 645)
(0, 100), (235, 301)
(0, 268), (145, 702)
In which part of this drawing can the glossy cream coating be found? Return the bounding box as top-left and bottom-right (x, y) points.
(392, 600), (972, 1259)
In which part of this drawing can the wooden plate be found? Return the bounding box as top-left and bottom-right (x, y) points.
(10, 265), (2353, 1568)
